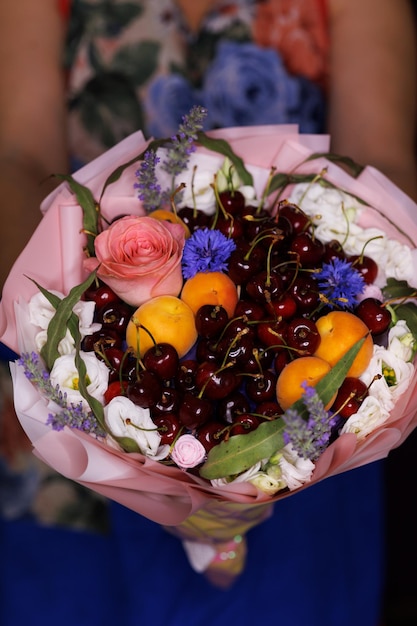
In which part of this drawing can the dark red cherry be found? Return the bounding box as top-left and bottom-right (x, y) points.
(245, 371), (277, 403)
(277, 201), (310, 234)
(151, 387), (182, 417)
(215, 215), (244, 239)
(177, 207), (211, 232)
(142, 343), (179, 380)
(256, 318), (288, 349)
(230, 412), (261, 436)
(97, 302), (133, 334)
(218, 189), (246, 215)
(355, 298), (392, 336)
(286, 317), (321, 356)
(290, 275), (320, 313)
(152, 414), (182, 446)
(331, 377), (368, 419)
(127, 371), (163, 408)
(175, 360), (198, 393)
(349, 254), (378, 284)
(195, 361), (239, 400)
(266, 292), (297, 320)
(256, 401), (283, 418)
(245, 270), (284, 303)
(233, 299), (265, 321)
(290, 232), (325, 267)
(195, 304), (229, 338)
(323, 239), (346, 263)
(196, 421), (226, 452)
(179, 392), (213, 429)
(84, 283), (122, 310)
(217, 391), (251, 423)
(104, 380), (128, 404)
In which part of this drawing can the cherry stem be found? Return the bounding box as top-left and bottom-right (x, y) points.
(169, 183), (186, 217)
(353, 235), (384, 265)
(257, 166), (276, 214)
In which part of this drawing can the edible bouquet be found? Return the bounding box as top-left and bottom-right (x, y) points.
(2, 106), (417, 586)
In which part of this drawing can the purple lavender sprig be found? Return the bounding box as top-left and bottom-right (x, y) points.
(134, 150), (166, 212)
(282, 382), (337, 461)
(18, 352), (105, 437)
(162, 105), (208, 180)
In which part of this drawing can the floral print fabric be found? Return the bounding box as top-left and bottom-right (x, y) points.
(64, 0), (329, 166)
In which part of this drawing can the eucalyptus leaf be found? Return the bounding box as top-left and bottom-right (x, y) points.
(200, 338), (365, 480)
(305, 152), (364, 178)
(74, 348), (106, 431)
(54, 174), (99, 256)
(30, 271), (97, 370)
(392, 303), (417, 341)
(196, 131), (254, 186)
(382, 278), (417, 299)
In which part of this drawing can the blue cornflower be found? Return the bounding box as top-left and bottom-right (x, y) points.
(182, 228), (236, 279)
(315, 257), (365, 309)
(282, 382), (337, 461)
(134, 149), (165, 212)
(162, 105), (208, 180)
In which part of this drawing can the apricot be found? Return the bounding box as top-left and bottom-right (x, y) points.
(126, 295), (197, 359)
(148, 209), (191, 238)
(180, 271), (239, 318)
(276, 356), (333, 411)
(314, 311), (374, 378)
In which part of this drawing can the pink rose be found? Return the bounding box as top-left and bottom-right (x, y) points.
(171, 434), (207, 469)
(84, 216), (185, 306)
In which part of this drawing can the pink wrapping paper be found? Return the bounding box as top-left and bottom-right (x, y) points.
(2, 126), (417, 528)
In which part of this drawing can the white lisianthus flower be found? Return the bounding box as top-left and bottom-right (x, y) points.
(104, 396), (169, 460)
(388, 320), (416, 362)
(361, 344), (414, 409)
(249, 471), (284, 496)
(210, 462), (262, 488)
(49, 351), (109, 408)
(29, 291), (101, 355)
(216, 157), (242, 192)
(171, 434), (206, 469)
(176, 168), (217, 215)
(341, 395), (390, 439)
(238, 184), (258, 206)
(264, 444), (315, 491)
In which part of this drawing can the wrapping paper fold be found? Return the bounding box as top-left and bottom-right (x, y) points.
(2, 125), (417, 579)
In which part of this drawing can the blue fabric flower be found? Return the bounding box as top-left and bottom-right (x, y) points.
(201, 41), (300, 128)
(146, 74), (201, 138)
(316, 258), (365, 309)
(182, 228), (236, 279)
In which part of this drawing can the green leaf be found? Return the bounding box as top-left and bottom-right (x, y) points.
(112, 436), (141, 453)
(54, 174), (99, 256)
(196, 131), (254, 186)
(382, 278), (417, 299)
(392, 303), (417, 340)
(74, 347), (106, 431)
(305, 152), (364, 178)
(200, 338), (365, 480)
(30, 272), (97, 370)
(268, 172), (319, 195)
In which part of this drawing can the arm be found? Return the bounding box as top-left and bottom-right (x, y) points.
(0, 0), (68, 292)
(328, 0), (417, 200)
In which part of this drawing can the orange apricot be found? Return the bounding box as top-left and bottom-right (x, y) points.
(180, 271), (239, 318)
(276, 356), (333, 411)
(314, 311), (373, 378)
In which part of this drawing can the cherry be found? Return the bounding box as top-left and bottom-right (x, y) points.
(323, 239), (346, 263)
(215, 215), (244, 239)
(355, 298), (392, 336)
(96, 301), (133, 334)
(331, 377), (368, 419)
(152, 414), (182, 446)
(233, 299), (265, 321)
(217, 391), (251, 423)
(195, 361), (239, 400)
(277, 201), (310, 234)
(104, 380), (128, 404)
(127, 371), (163, 408)
(256, 401), (283, 418)
(349, 254), (378, 284)
(142, 343), (179, 380)
(177, 207), (211, 232)
(266, 293), (297, 320)
(196, 421), (226, 452)
(196, 338), (220, 363)
(273, 350), (290, 375)
(218, 189), (246, 215)
(290, 232), (325, 267)
(179, 392), (213, 429)
(175, 360), (198, 393)
(290, 274), (320, 313)
(228, 242), (266, 285)
(195, 304), (229, 338)
(151, 387), (182, 417)
(256, 317), (288, 349)
(245, 270), (284, 304)
(81, 328), (123, 352)
(245, 371), (277, 403)
(84, 283), (122, 310)
(286, 317), (321, 356)
(230, 412), (260, 436)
